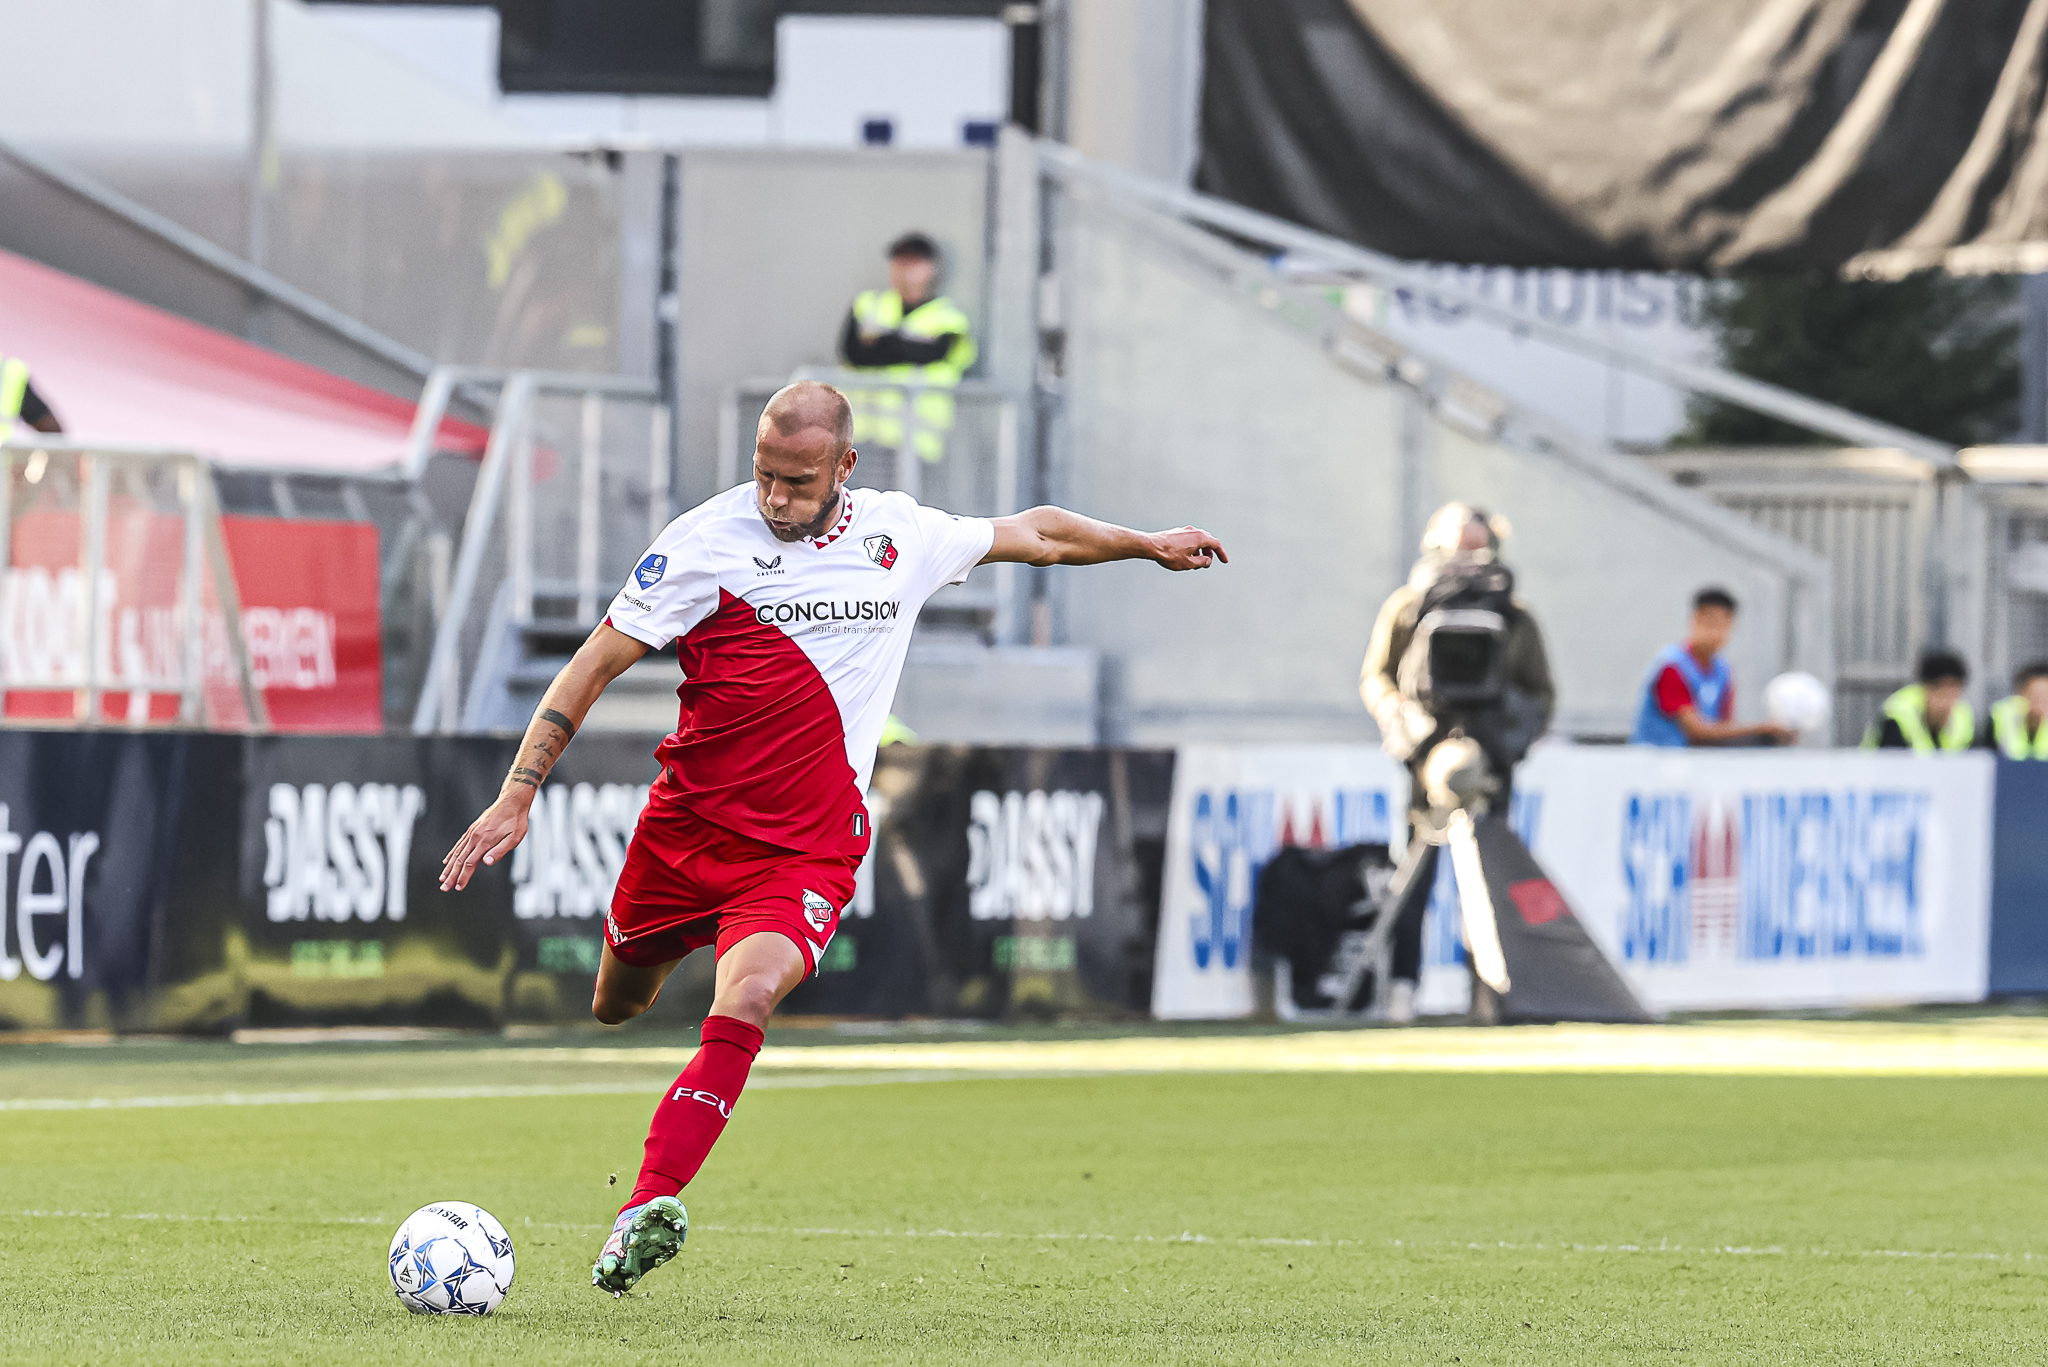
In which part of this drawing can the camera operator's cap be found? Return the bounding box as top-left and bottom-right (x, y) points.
(1421, 502), (1510, 556)
(887, 231), (940, 261)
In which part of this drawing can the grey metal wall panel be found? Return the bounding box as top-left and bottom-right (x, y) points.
(1052, 185), (1817, 743)
(675, 149), (992, 503)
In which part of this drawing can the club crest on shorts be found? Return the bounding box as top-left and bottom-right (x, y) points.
(800, 889), (833, 933)
(634, 553), (667, 589)
(861, 534), (898, 570)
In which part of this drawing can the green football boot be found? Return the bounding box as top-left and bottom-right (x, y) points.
(592, 1196), (689, 1296)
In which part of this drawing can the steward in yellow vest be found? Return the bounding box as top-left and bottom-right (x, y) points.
(1990, 661), (2048, 759)
(838, 232), (976, 465)
(0, 354), (61, 445)
(1862, 650), (1975, 752)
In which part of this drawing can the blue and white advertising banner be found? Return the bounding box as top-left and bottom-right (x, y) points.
(1152, 745), (1406, 1019)
(1511, 747), (1995, 1011)
(1153, 743), (1997, 1019)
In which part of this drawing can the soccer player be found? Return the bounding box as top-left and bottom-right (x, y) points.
(437, 380), (1226, 1295)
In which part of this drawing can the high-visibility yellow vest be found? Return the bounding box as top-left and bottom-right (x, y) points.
(844, 290), (976, 463)
(1861, 683), (1975, 752)
(1990, 695), (2048, 759)
(0, 355), (28, 446)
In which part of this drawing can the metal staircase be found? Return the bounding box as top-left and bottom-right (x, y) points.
(418, 365), (1048, 738)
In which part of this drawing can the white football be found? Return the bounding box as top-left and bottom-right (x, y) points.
(388, 1201), (515, 1315)
(1765, 670), (1833, 737)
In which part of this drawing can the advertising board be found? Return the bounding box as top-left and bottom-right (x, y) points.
(0, 729), (220, 1031)
(220, 517), (384, 732)
(0, 512), (381, 731)
(1153, 743), (1996, 1019)
(782, 745), (1173, 1019)
(0, 729), (1174, 1031)
(502, 741), (1176, 1020)
(0, 731), (2001, 1033)
(1151, 745), (1406, 1019)
(1514, 746), (1995, 1011)
(239, 734), (514, 1028)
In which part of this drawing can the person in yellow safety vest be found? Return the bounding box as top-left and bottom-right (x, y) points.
(838, 232), (976, 465)
(0, 354), (62, 445)
(1863, 649), (1975, 751)
(1989, 660), (2048, 759)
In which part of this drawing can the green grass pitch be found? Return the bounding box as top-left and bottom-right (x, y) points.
(2, 1028), (2046, 1365)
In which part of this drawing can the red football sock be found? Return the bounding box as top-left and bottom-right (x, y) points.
(624, 1014), (765, 1212)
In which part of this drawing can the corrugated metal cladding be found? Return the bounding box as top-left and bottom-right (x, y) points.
(1716, 489), (1927, 746)
(1658, 450), (2048, 746)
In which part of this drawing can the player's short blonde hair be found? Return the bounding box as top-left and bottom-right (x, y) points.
(761, 380), (853, 454)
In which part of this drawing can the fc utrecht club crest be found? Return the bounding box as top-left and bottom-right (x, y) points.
(800, 889), (833, 933)
(634, 553), (667, 589)
(862, 534), (898, 570)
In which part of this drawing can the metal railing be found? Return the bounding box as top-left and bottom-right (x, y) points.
(1032, 144), (1835, 698)
(1033, 142), (1961, 473)
(718, 370), (1021, 504)
(411, 367), (666, 734)
(1, 441), (268, 729)
(1639, 446), (2048, 744)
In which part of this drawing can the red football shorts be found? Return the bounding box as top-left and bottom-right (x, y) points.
(605, 796), (858, 976)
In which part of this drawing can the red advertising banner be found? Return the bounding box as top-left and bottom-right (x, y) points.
(219, 516), (382, 732)
(2, 511), (382, 732)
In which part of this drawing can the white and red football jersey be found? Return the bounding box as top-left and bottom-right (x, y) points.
(604, 483), (993, 857)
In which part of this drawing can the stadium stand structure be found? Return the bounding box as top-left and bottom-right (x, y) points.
(25, 120), (2035, 747)
(426, 134), (1835, 745)
(1012, 136), (1833, 742)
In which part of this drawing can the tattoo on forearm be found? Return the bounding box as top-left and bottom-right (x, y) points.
(504, 706), (579, 796)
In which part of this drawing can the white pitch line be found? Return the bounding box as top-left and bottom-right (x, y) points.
(684, 1225), (2038, 1263)
(0, 1070), (1009, 1112)
(0, 1208), (2030, 1265)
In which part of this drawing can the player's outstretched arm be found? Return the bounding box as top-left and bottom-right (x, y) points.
(982, 505), (1227, 570)
(439, 624), (648, 891)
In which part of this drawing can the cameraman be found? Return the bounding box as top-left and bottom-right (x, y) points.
(1358, 503), (1554, 1021)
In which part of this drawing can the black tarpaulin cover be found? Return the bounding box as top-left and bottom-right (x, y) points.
(1463, 812), (1654, 1023)
(1200, 0), (2048, 276)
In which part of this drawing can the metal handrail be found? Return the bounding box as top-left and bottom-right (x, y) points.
(0, 441), (270, 729)
(718, 372), (1025, 491)
(407, 367), (676, 731)
(401, 364), (661, 481)
(1040, 173), (1835, 598)
(1036, 140), (1961, 473)
(1035, 141), (1837, 678)
(411, 375), (534, 734)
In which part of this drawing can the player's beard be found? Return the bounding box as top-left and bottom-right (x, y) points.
(763, 482), (844, 543)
